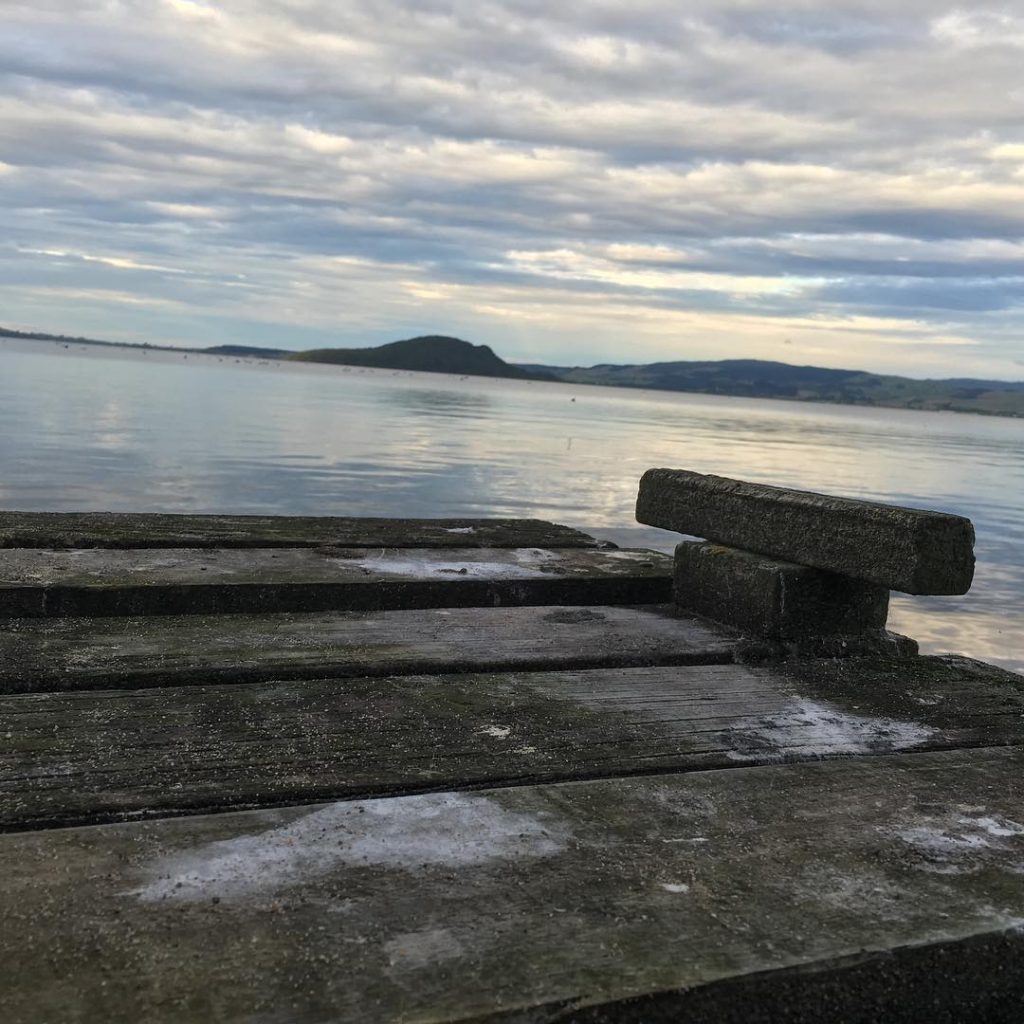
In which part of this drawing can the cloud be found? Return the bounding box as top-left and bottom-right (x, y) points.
(18, 246), (190, 274)
(503, 246), (819, 296)
(0, 1), (1023, 377)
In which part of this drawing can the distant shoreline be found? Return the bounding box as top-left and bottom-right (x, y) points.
(4, 327), (1023, 421)
(0, 328), (284, 360)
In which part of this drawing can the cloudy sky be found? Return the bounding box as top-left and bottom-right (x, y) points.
(2, 1), (1024, 377)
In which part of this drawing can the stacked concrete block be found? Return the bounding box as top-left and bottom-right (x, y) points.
(636, 468), (975, 645)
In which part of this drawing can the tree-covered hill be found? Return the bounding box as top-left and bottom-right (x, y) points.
(288, 335), (552, 380)
(520, 358), (1024, 417)
(5, 326), (1022, 417)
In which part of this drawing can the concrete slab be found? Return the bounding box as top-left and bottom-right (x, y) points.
(636, 468), (975, 594)
(3, 748), (1023, 1022)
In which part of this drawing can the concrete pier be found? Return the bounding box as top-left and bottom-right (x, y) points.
(1, 479), (1020, 1023)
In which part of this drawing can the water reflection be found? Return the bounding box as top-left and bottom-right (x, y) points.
(387, 388), (497, 418)
(2, 338), (1022, 673)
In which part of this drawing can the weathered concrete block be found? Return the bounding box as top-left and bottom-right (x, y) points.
(674, 541), (890, 639)
(735, 630), (920, 662)
(638, 469), (975, 595)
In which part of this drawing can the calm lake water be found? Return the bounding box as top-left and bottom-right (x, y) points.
(2, 337), (1022, 673)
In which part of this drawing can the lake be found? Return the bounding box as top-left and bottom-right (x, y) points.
(2, 337), (1022, 674)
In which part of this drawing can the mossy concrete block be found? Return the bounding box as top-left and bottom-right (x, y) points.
(736, 630), (919, 662)
(637, 469), (975, 595)
(674, 541), (890, 639)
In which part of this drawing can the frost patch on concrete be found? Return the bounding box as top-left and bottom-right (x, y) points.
(965, 816), (1024, 838)
(727, 698), (935, 760)
(352, 553), (550, 580)
(129, 792), (568, 902)
(600, 550), (659, 564)
(345, 545), (655, 580)
(478, 724), (511, 739)
(884, 812), (1024, 874)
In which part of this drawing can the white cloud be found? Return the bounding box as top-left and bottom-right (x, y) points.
(503, 246), (819, 295)
(1, 1), (1023, 377)
(15, 285), (187, 309)
(931, 10), (1024, 49)
(146, 201), (226, 219)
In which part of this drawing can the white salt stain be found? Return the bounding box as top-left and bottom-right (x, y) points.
(352, 554), (550, 580)
(600, 550), (659, 564)
(896, 826), (988, 857)
(727, 698), (935, 760)
(884, 812), (1024, 874)
(128, 792), (568, 902)
(478, 724), (511, 739)
(661, 882), (690, 894)
(347, 546), (648, 580)
(964, 816), (1024, 838)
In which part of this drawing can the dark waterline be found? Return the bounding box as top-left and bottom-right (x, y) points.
(2, 338), (1022, 673)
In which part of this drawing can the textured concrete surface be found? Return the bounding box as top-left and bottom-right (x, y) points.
(3, 748), (1024, 1023)
(0, 546), (672, 618)
(0, 512), (599, 550)
(0, 604), (740, 694)
(6, 653), (1023, 830)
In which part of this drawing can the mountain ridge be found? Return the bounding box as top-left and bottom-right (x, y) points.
(519, 357), (1024, 416)
(3, 326), (1022, 417)
(286, 335), (550, 380)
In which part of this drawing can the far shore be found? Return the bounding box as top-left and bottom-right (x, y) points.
(4, 330), (1024, 422)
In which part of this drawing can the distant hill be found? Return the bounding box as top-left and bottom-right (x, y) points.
(520, 358), (1024, 418)
(5, 324), (1023, 417)
(288, 335), (552, 380)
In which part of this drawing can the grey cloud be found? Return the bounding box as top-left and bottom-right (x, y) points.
(1, 1), (1024, 376)
(815, 277), (1024, 314)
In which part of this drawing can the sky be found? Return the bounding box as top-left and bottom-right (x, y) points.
(2, 1), (1024, 378)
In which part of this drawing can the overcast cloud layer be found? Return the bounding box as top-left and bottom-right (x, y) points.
(2, 1), (1024, 377)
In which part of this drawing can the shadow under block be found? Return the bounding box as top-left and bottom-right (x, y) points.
(637, 468), (975, 595)
(674, 540), (890, 639)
